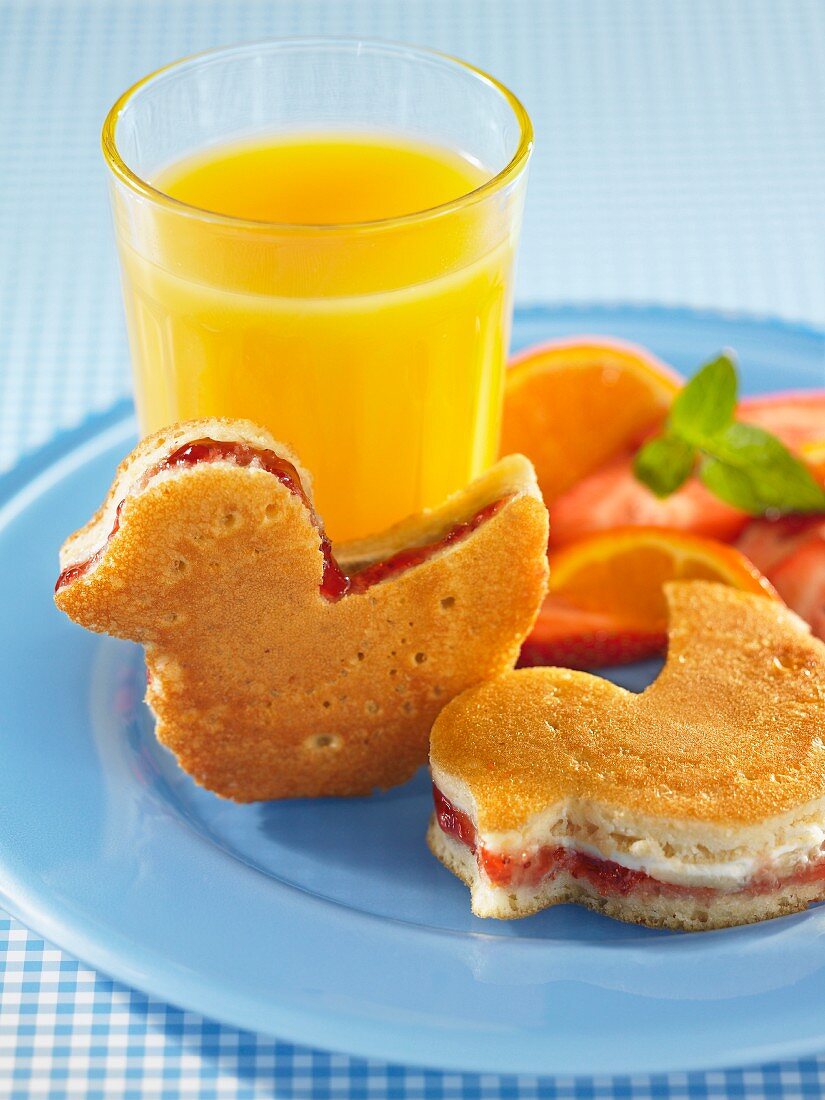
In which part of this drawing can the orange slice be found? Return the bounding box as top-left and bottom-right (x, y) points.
(521, 528), (778, 670)
(550, 527), (777, 624)
(501, 338), (681, 504)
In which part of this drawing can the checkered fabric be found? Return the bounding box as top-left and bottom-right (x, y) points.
(4, 915), (825, 1100)
(0, 1), (823, 1096)
(5, 913), (825, 1100)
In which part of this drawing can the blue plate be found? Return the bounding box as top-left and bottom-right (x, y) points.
(0, 305), (823, 1076)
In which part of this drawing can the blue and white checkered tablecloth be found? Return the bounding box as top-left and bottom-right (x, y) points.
(1, 1), (823, 1096)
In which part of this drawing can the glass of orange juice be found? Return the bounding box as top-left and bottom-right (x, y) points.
(102, 39), (532, 542)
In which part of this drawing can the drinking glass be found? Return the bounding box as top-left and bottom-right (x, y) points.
(102, 38), (532, 541)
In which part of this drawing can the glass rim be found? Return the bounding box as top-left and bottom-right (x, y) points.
(101, 36), (533, 234)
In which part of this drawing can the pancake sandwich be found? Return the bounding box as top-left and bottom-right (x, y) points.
(55, 419), (548, 801)
(429, 582), (825, 930)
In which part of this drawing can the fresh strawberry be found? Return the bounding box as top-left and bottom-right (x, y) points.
(518, 597), (666, 670)
(736, 514), (825, 640)
(548, 453), (748, 548)
(736, 515), (825, 575)
(769, 534), (825, 640)
(739, 392), (825, 450)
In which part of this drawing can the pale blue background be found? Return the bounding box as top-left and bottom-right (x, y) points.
(0, 1), (824, 1096)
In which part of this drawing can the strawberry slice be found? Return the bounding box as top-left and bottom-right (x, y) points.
(737, 515), (824, 575)
(739, 391), (825, 450)
(769, 534), (825, 640)
(548, 453), (748, 548)
(519, 599), (665, 670)
(736, 514), (825, 640)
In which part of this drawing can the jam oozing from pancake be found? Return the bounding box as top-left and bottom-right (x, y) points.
(55, 439), (510, 601)
(56, 499), (128, 590)
(347, 497), (509, 594)
(433, 785), (825, 899)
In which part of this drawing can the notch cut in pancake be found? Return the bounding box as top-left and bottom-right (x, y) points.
(429, 582), (825, 930)
(55, 418), (548, 801)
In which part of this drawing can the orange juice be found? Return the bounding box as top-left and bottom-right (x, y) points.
(114, 133), (522, 541)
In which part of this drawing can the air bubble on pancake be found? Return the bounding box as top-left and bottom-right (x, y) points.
(305, 733), (342, 751)
(365, 700), (380, 715)
(322, 700), (332, 709)
(356, 651), (365, 662)
(170, 557), (188, 574)
(402, 700), (416, 715)
(441, 596), (456, 610)
(770, 650), (817, 678)
(414, 652), (427, 665)
(222, 511), (239, 530)
(263, 503), (277, 521)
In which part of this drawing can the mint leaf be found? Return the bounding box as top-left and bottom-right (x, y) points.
(669, 353), (737, 442)
(634, 435), (696, 498)
(699, 459), (772, 514)
(631, 347), (825, 515)
(700, 422), (825, 514)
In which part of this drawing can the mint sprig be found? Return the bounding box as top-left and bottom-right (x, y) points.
(633, 433), (695, 497)
(633, 352), (825, 515)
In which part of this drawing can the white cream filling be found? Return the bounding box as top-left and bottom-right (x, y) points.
(434, 828), (602, 917)
(431, 765), (825, 892)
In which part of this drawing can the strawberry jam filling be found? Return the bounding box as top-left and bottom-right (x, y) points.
(347, 497), (509, 594)
(56, 499), (128, 590)
(433, 785), (825, 900)
(56, 438), (509, 601)
(55, 438), (346, 598)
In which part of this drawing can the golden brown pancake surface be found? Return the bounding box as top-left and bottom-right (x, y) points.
(55, 419), (549, 801)
(431, 582), (825, 831)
